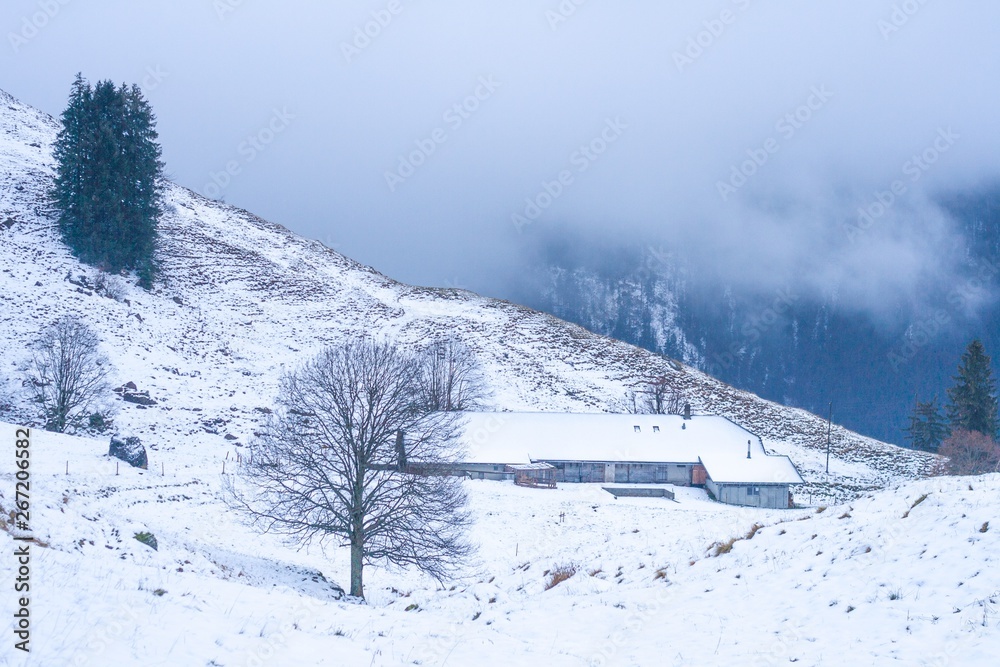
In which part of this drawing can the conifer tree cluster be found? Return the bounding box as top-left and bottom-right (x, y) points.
(906, 338), (998, 452)
(903, 397), (950, 453)
(50, 74), (163, 287)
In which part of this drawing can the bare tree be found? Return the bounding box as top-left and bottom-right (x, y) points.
(228, 339), (472, 599)
(936, 429), (1000, 475)
(29, 317), (111, 432)
(622, 389), (641, 414)
(620, 375), (685, 415)
(417, 337), (486, 412)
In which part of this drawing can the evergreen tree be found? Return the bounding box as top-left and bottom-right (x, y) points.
(903, 397), (950, 452)
(50, 75), (163, 286)
(946, 339), (999, 439)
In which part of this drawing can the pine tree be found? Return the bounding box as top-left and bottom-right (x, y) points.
(903, 397), (950, 452)
(50, 75), (163, 286)
(51, 74), (92, 242)
(946, 339), (999, 439)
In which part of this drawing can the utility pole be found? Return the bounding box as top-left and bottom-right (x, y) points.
(825, 402), (833, 474)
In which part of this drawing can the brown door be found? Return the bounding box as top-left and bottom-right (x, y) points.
(692, 464), (707, 486)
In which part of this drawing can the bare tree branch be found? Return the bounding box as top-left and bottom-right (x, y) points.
(28, 317), (111, 432)
(227, 339), (472, 599)
(417, 337), (487, 412)
(936, 429), (1000, 475)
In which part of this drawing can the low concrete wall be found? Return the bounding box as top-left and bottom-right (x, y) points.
(602, 486), (676, 500)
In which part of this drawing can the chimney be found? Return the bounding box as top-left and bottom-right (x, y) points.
(395, 430), (407, 471)
(683, 402), (691, 420)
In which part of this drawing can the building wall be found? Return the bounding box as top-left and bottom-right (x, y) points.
(707, 479), (790, 509)
(549, 461), (696, 485)
(553, 462), (608, 483)
(454, 461), (794, 508)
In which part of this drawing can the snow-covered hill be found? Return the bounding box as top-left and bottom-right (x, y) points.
(0, 88), (932, 505)
(0, 85), (994, 666)
(2, 423), (996, 665)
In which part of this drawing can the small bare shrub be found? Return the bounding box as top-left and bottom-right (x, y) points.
(938, 430), (1000, 476)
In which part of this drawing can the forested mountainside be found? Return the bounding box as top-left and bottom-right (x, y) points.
(511, 197), (1000, 445)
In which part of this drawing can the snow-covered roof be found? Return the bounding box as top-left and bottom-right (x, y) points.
(458, 412), (804, 485)
(508, 462), (556, 471)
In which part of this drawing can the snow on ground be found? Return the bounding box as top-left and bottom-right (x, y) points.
(1, 423), (997, 666)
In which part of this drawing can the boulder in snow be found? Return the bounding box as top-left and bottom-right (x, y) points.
(109, 436), (148, 469)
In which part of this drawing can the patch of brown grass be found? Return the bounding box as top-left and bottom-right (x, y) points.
(711, 523), (765, 557)
(903, 493), (930, 518)
(545, 565), (577, 590)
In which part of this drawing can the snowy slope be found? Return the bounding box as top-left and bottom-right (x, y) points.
(1, 423), (996, 666)
(0, 86), (992, 667)
(0, 88), (932, 505)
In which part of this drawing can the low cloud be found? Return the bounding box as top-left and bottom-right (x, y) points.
(4, 0), (1000, 325)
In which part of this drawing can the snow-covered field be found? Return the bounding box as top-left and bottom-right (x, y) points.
(1, 424), (997, 666)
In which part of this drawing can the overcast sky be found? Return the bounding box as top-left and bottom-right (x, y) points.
(3, 0), (999, 322)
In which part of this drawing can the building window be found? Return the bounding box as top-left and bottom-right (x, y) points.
(652, 425), (660, 432)
(634, 425), (641, 432)
(748, 486), (760, 496)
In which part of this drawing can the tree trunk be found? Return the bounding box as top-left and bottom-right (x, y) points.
(350, 535), (364, 599)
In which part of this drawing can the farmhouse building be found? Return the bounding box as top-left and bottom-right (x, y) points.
(455, 412), (804, 509)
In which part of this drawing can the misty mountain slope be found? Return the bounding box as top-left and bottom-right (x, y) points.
(516, 214), (1000, 446)
(0, 87), (933, 501)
